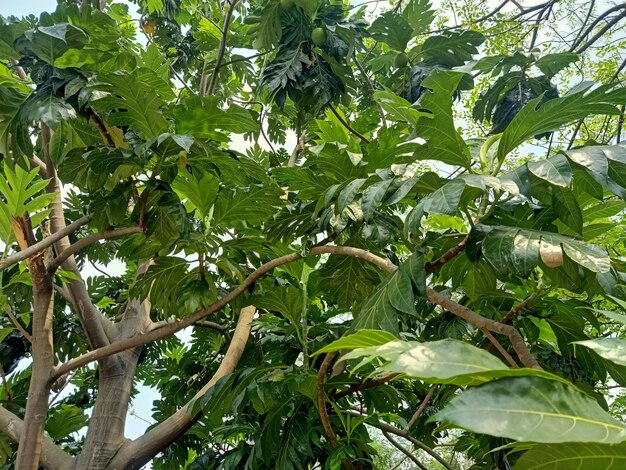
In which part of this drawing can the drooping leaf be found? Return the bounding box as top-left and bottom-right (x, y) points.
(575, 338), (626, 368)
(432, 376), (626, 443)
(513, 442), (626, 470)
(413, 70), (472, 167)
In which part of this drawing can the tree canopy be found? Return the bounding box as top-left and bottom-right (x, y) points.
(1, 0), (626, 469)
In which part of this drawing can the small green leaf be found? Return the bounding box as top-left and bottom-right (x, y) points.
(312, 330), (397, 356)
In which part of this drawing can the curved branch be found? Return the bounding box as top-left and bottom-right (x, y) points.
(0, 406), (73, 470)
(0, 214), (92, 273)
(317, 352), (340, 448)
(407, 385), (436, 430)
(47, 226), (143, 273)
(109, 306), (256, 469)
(53, 245), (537, 380)
(575, 10), (626, 54)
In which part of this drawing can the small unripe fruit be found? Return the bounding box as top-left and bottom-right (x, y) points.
(312, 27), (327, 45)
(280, 0), (294, 9)
(394, 52), (409, 68)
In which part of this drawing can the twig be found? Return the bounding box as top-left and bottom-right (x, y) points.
(575, 10), (626, 54)
(334, 373), (397, 399)
(569, 4), (626, 52)
(424, 237), (468, 275)
(480, 327), (519, 368)
(346, 410), (454, 470)
(195, 320), (232, 343)
(383, 431), (429, 470)
(407, 385), (436, 429)
(328, 104), (370, 144)
(5, 309), (32, 343)
(353, 56), (386, 126)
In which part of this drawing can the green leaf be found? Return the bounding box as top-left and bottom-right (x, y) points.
(421, 179), (466, 215)
(172, 169), (219, 218)
(497, 84), (626, 161)
(312, 330), (397, 356)
(342, 339), (571, 386)
(528, 154), (572, 187)
(575, 338), (626, 367)
(369, 11), (413, 51)
(431, 376), (626, 443)
(417, 31), (484, 67)
(361, 179), (393, 221)
(352, 251), (424, 334)
(46, 405), (88, 440)
(373, 90), (429, 126)
(413, 71), (472, 168)
(213, 184), (282, 228)
(403, 0), (436, 35)
(534, 52), (579, 79)
(552, 187), (583, 234)
(469, 225), (611, 276)
(174, 96), (259, 137)
(90, 72), (167, 139)
(513, 442), (626, 469)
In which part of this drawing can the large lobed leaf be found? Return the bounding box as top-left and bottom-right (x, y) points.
(497, 84), (626, 161)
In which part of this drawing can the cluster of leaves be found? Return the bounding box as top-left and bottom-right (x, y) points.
(1, 0), (626, 469)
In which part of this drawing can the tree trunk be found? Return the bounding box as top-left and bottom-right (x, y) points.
(72, 351), (141, 470)
(12, 218), (55, 469)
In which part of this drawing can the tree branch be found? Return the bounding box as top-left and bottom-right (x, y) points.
(328, 104), (370, 144)
(407, 385), (436, 430)
(382, 431), (429, 470)
(47, 226), (143, 273)
(346, 410), (453, 470)
(40, 124), (112, 350)
(317, 352), (340, 448)
(0, 214), (92, 273)
(5, 308), (32, 342)
(109, 306), (256, 469)
(205, 0), (237, 96)
(0, 406), (72, 470)
(53, 245), (538, 379)
(569, 4), (626, 52)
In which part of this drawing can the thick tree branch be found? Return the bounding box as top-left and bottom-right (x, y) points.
(0, 406), (72, 470)
(47, 226), (143, 273)
(40, 124), (112, 350)
(110, 306), (256, 469)
(11, 216), (56, 469)
(0, 214), (92, 273)
(53, 245), (539, 379)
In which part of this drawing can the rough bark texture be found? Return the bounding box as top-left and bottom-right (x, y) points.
(12, 217), (55, 469)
